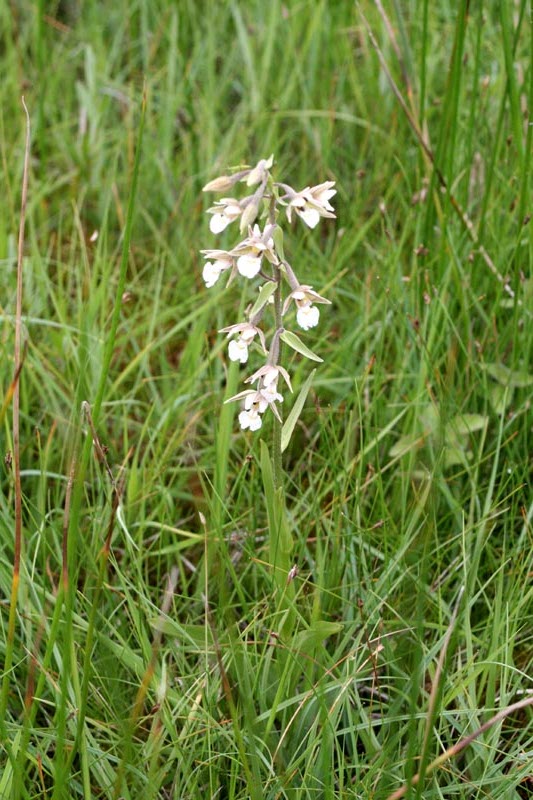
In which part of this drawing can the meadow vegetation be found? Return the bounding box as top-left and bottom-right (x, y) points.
(1, 1), (532, 798)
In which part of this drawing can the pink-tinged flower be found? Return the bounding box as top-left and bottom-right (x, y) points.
(219, 322), (267, 363)
(200, 249), (234, 288)
(232, 224), (279, 279)
(280, 181), (336, 228)
(283, 284), (331, 329)
(207, 198), (243, 234)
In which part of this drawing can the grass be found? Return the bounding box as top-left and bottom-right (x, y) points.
(1, 1), (532, 798)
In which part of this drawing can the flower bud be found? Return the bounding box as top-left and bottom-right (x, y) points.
(202, 174), (237, 192)
(239, 196), (261, 233)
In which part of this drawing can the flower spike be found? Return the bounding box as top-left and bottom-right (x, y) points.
(200, 156), (335, 433)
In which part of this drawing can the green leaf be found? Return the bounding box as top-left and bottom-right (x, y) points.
(281, 370), (316, 453)
(280, 330), (323, 362)
(292, 621), (344, 655)
(249, 281), (277, 317)
(447, 413), (489, 436)
(149, 620), (215, 648)
(486, 363), (533, 388)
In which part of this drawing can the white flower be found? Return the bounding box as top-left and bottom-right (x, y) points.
(230, 390), (269, 431)
(296, 303), (320, 330)
(207, 198), (242, 233)
(232, 224), (279, 280)
(200, 249), (234, 288)
(283, 284), (331, 327)
(226, 379), (286, 429)
(281, 181), (336, 228)
(220, 322), (266, 363)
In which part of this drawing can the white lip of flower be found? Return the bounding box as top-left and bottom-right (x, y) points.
(239, 406), (263, 431)
(202, 261), (222, 288)
(296, 303), (320, 330)
(281, 181), (336, 228)
(200, 249), (234, 287)
(228, 339), (250, 363)
(237, 254), (262, 278)
(207, 198), (243, 234)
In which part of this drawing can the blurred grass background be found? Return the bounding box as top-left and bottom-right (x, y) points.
(0, 1), (532, 798)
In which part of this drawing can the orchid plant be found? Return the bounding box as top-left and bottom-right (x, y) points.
(201, 156), (335, 442)
(200, 156), (335, 605)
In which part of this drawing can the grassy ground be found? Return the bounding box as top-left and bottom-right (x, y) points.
(1, 1), (532, 798)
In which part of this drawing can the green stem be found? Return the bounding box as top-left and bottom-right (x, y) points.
(272, 275), (283, 491)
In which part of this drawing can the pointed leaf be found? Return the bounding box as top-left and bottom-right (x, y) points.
(280, 330), (323, 362)
(281, 370), (315, 453)
(249, 281), (277, 318)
